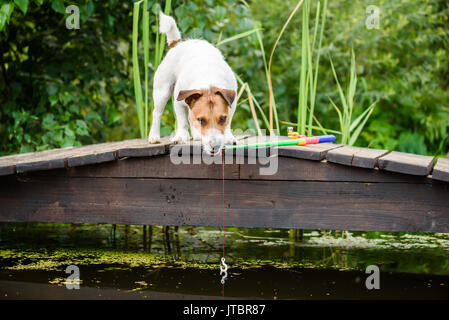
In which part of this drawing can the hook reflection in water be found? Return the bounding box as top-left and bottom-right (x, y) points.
(220, 257), (228, 284)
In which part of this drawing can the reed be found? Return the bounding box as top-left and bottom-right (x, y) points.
(132, 0), (172, 139)
(267, 0), (305, 134)
(132, 1), (144, 138)
(328, 49), (377, 145)
(143, 0), (150, 137)
(297, 0), (328, 136)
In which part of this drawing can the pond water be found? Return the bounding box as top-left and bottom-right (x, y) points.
(0, 223), (448, 299)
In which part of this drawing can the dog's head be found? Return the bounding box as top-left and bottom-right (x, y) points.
(177, 86), (236, 155)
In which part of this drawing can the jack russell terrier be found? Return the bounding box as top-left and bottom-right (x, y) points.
(148, 12), (238, 155)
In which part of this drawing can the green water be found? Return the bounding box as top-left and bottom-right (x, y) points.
(0, 223), (448, 299)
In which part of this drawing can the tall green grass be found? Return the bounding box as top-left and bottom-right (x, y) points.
(245, 0), (374, 145)
(328, 49), (377, 145)
(266, 0), (305, 135)
(132, 1), (144, 138)
(131, 1), (374, 146)
(297, 0), (328, 136)
(132, 0), (171, 139)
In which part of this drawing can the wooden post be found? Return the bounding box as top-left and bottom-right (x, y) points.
(143, 225), (147, 250)
(112, 224), (116, 245)
(148, 225), (153, 253)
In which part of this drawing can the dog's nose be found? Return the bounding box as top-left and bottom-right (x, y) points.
(209, 142), (222, 154)
(211, 146), (221, 153)
(209, 143), (220, 152)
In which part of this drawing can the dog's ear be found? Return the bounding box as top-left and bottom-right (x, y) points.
(213, 88), (236, 107)
(177, 89), (203, 107)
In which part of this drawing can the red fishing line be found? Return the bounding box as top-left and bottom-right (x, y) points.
(222, 150), (225, 258)
(222, 150), (225, 299)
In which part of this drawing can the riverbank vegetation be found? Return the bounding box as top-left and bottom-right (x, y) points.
(1, 0), (448, 156)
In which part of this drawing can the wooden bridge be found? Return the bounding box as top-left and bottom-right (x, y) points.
(0, 136), (448, 233)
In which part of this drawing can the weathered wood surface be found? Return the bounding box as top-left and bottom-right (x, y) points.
(1, 169), (448, 233)
(68, 155), (240, 180)
(1, 136), (446, 180)
(326, 146), (389, 169)
(279, 142), (342, 161)
(239, 157), (430, 183)
(53, 155), (428, 184)
(0, 139), (169, 175)
(378, 151), (435, 176)
(1, 135), (449, 233)
(432, 157), (449, 183)
(169, 134), (253, 157)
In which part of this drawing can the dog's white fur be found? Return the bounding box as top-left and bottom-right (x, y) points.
(148, 12), (237, 154)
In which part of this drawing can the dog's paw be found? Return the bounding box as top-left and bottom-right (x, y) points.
(170, 131), (191, 144)
(192, 132), (202, 141)
(148, 133), (161, 144)
(224, 132), (237, 145)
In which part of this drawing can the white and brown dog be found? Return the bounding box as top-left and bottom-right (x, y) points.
(148, 12), (238, 155)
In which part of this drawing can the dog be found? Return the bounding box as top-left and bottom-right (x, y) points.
(148, 12), (238, 155)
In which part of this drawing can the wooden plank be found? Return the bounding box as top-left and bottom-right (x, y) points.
(1, 140), (144, 174)
(169, 134), (252, 157)
(278, 143), (343, 161)
(1, 174), (448, 233)
(0, 164), (15, 176)
(67, 155), (240, 180)
(0, 157), (17, 175)
(14, 142), (121, 173)
(66, 139), (144, 167)
(42, 154), (430, 183)
(326, 146), (389, 169)
(117, 137), (171, 158)
(0, 138), (169, 175)
(432, 157), (449, 183)
(15, 147), (76, 173)
(378, 151), (435, 176)
(239, 156), (430, 183)
(0, 134), (246, 176)
(0, 147), (74, 176)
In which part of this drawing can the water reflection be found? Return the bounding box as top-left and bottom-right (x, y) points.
(0, 223), (448, 299)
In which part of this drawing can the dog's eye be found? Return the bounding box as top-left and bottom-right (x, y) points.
(197, 118), (206, 126)
(218, 116), (227, 125)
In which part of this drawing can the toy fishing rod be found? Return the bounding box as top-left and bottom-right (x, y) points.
(222, 134), (336, 149)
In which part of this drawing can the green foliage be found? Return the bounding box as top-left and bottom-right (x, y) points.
(0, 0), (138, 155)
(248, 0), (449, 155)
(1, 0), (448, 157)
(328, 50), (376, 145)
(0, 0), (258, 155)
(397, 132), (428, 155)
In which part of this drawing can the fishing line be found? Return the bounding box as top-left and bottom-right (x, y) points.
(220, 150), (228, 298)
(217, 133), (335, 298)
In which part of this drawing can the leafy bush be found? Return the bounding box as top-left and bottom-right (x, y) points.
(0, 0), (255, 155)
(0, 0), (137, 154)
(248, 0), (449, 155)
(1, 0), (448, 157)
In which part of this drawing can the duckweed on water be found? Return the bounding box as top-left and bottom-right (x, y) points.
(1, 223), (449, 275)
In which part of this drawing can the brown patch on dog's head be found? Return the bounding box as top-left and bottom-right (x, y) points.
(177, 87), (236, 137)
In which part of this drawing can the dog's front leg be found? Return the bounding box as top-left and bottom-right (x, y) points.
(148, 84), (172, 144)
(171, 101), (191, 144)
(190, 125), (202, 141)
(223, 100), (237, 145)
(224, 128), (237, 145)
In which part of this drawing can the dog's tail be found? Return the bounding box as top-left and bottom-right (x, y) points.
(159, 12), (181, 48)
